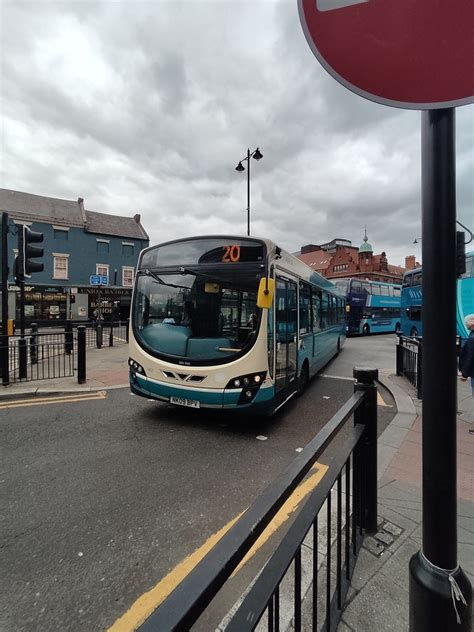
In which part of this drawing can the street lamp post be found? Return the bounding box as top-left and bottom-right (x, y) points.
(235, 147), (263, 236)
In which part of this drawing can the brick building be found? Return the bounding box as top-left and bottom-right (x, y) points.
(297, 232), (420, 284)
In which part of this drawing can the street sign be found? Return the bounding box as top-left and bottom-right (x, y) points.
(298, 0), (474, 109)
(90, 275), (108, 285)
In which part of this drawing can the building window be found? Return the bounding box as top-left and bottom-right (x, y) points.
(53, 227), (69, 240)
(333, 264), (348, 272)
(96, 240), (109, 254)
(122, 242), (134, 256)
(53, 254), (69, 280)
(122, 267), (134, 287)
(96, 264), (109, 283)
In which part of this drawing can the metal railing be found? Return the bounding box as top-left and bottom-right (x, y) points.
(2, 331), (76, 382)
(1, 320), (128, 385)
(137, 367), (378, 632)
(396, 334), (422, 399)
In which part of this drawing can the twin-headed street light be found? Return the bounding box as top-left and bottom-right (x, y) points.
(235, 147), (263, 236)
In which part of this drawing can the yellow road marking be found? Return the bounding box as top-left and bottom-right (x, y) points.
(107, 462), (328, 632)
(377, 392), (392, 407)
(0, 391), (107, 409)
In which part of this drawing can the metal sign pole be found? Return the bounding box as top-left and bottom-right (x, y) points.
(1, 212), (10, 385)
(409, 108), (472, 630)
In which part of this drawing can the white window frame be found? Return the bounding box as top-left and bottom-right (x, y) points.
(122, 266), (135, 287)
(53, 253), (69, 280)
(96, 263), (109, 283)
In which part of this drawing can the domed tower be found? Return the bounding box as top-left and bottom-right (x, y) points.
(359, 229), (373, 272)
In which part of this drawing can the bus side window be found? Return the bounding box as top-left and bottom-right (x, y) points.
(320, 292), (329, 329)
(299, 283), (312, 334)
(372, 285), (381, 295)
(312, 290), (321, 332)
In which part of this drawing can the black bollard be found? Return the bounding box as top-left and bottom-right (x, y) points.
(65, 320), (73, 355)
(77, 325), (86, 384)
(353, 367), (378, 534)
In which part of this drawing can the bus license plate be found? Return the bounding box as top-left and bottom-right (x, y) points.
(170, 396), (200, 409)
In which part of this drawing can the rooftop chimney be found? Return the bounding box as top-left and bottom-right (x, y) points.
(405, 255), (416, 270)
(77, 197), (87, 226)
(133, 213), (141, 224)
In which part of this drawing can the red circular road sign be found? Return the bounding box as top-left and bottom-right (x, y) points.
(298, 0), (474, 109)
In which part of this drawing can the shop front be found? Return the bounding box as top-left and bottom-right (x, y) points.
(10, 284), (68, 324)
(7, 284), (132, 326)
(77, 287), (132, 321)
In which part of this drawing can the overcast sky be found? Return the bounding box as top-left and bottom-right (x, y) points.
(1, 0), (472, 267)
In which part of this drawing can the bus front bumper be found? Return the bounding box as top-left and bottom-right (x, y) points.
(129, 371), (274, 411)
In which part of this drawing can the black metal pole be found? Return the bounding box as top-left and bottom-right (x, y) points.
(77, 325), (86, 384)
(353, 367), (378, 534)
(247, 148), (251, 236)
(409, 108), (472, 630)
(1, 212), (10, 385)
(18, 278), (27, 379)
(65, 319), (73, 355)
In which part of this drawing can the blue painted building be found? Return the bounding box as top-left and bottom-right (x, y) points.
(0, 188), (149, 323)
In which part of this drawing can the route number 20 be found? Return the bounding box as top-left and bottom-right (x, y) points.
(222, 244), (241, 263)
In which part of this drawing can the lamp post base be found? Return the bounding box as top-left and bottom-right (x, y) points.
(409, 551), (472, 631)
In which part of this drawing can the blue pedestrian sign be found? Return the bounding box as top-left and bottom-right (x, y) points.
(90, 275), (108, 285)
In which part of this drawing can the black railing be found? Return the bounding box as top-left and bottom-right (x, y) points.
(396, 335), (422, 399)
(138, 367), (378, 632)
(0, 319), (128, 384)
(3, 331), (76, 382)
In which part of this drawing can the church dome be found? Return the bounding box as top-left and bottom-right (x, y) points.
(359, 230), (373, 254)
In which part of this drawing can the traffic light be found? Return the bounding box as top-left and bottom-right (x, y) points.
(16, 225), (44, 280)
(456, 231), (466, 278)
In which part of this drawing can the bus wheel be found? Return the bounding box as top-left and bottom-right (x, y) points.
(395, 322), (401, 334)
(411, 326), (418, 337)
(363, 324), (370, 335)
(298, 363), (309, 395)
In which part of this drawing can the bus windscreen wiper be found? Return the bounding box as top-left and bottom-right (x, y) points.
(143, 269), (190, 290)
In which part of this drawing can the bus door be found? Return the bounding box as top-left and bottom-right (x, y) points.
(275, 277), (298, 392)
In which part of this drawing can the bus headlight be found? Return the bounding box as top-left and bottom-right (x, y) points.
(225, 372), (267, 405)
(226, 372), (266, 389)
(128, 357), (147, 376)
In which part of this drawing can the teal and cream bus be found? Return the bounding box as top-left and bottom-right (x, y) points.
(128, 236), (345, 415)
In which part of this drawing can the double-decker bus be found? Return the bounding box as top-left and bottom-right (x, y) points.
(400, 251), (474, 339)
(128, 236), (346, 415)
(400, 268), (422, 337)
(334, 278), (401, 335)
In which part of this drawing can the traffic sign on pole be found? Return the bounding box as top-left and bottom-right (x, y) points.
(298, 0), (474, 109)
(90, 275), (108, 286)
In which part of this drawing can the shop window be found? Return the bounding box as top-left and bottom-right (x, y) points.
(53, 255), (69, 280)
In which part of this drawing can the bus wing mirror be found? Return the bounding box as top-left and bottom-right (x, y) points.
(257, 278), (275, 309)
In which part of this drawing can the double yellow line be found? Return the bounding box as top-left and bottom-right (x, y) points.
(108, 462), (328, 632)
(0, 390), (107, 410)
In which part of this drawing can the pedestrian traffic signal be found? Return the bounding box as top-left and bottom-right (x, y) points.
(16, 225), (44, 280)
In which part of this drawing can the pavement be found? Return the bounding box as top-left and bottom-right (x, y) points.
(335, 372), (474, 632)
(1, 342), (473, 630)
